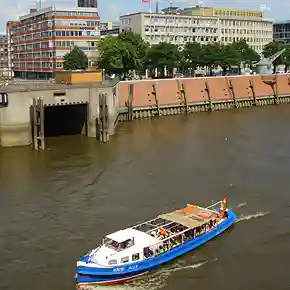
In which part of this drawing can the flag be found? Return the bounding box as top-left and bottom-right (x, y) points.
(141, 0), (150, 2)
(222, 196), (228, 209)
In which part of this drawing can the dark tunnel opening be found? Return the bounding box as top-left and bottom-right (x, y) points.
(43, 104), (88, 137)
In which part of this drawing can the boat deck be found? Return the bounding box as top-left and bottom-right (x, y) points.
(132, 204), (219, 239)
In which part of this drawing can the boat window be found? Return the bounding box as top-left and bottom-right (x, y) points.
(132, 253), (140, 261)
(108, 259), (117, 265)
(143, 247), (154, 258)
(104, 238), (134, 251)
(104, 238), (119, 250)
(121, 256), (129, 263)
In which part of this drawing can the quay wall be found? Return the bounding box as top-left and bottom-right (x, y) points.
(117, 74), (290, 121)
(1, 74), (290, 148)
(0, 83), (119, 148)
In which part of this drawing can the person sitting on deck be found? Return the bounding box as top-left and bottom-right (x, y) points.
(159, 246), (164, 254)
(223, 210), (229, 219)
(195, 227), (201, 236)
(216, 209), (229, 223)
(206, 224), (211, 233)
(159, 227), (167, 238)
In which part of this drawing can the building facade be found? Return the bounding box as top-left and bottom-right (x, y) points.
(78, 0), (98, 8)
(119, 6), (273, 54)
(0, 35), (8, 74)
(7, 6), (100, 79)
(100, 21), (120, 37)
(273, 21), (290, 44)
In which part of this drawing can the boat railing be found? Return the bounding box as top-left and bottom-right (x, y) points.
(132, 216), (165, 230)
(144, 221), (176, 235)
(206, 200), (222, 211)
(147, 226), (195, 253)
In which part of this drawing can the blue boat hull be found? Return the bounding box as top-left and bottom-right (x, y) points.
(76, 209), (236, 286)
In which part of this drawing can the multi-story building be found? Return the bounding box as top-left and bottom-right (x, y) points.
(273, 21), (290, 44)
(100, 21), (120, 37)
(0, 35), (8, 73)
(119, 6), (273, 54)
(6, 6), (100, 79)
(78, 0), (98, 8)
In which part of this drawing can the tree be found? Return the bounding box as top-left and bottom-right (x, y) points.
(63, 46), (88, 71)
(199, 43), (222, 75)
(219, 44), (241, 74)
(97, 31), (149, 79)
(144, 42), (181, 78)
(182, 42), (201, 75)
(97, 36), (124, 76)
(262, 41), (283, 73)
(281, 44), (290, 72)
(232, 39), (260, 71)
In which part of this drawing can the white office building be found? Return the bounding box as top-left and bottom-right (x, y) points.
(119, 6), (273, 54)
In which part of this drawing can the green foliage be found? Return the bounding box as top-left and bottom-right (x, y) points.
(282, 44), (290, 72)
(97, 36), (124, 75)
(219, 43), (241, 71)
(181, 42), (201, 73)
(262, 41), (289, 72)
(63, 46), (88, 71)
(262, 41), (280, 58)
(96, 32), (290, 77)
(144, 42), (181, 77)
(232, 39), (260, 64)
(97, 31), (148, 78)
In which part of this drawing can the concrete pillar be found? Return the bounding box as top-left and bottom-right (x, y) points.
(98, 84), (119, 137)
(86, 84), (119, 141)
(0, 92), (32, 147)
(86, 87), (99, 138)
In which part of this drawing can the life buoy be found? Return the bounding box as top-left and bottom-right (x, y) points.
(197, 211), (212, 219)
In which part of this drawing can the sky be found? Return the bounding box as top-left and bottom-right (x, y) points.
(0, 0), (290, 33)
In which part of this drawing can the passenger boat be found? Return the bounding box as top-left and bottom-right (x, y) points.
(75, 197), (236, 288)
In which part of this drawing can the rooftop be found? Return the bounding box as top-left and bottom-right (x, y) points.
(274, 21), (290, 25)
(106, 228), (159, 245)
(0, 80), (118, 93)
(158, 204), (218, 229)
(19, 6), (98, 21)
(121, 5), (264, 19)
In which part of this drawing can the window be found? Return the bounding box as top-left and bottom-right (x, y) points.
(143, 247), (154, 258)
(121, 256), (129, 263)
(108, 259), (117, 265)
(132, 253), (140, 261)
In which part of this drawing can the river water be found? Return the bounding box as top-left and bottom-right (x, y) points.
(1, 105), (290, 290)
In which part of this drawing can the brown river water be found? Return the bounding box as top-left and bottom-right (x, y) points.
(1, 105), (290, 290)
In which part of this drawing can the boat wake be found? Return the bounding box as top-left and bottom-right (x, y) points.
(166, 260), (208, 273)
(235, 202), (247, 208)
(88, 260), (209, 290)
(237, 211), (270, 222)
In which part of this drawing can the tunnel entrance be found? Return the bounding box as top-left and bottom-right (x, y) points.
(43, 103), (88, 137)
(30, 99), (89, 150)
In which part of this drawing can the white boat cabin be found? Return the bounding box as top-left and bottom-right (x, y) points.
(87, 202), (229, 267)
(89, 228), (160, 266)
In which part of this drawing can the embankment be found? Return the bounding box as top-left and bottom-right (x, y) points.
(117, 74), (290, 120)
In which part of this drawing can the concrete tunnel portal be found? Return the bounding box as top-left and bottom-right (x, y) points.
(44, 103), (88, 137)
(31, 103), (89, 138)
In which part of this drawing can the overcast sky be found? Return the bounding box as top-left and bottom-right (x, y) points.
(0, 0), (289, 33)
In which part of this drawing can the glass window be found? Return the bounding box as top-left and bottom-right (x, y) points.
(132, 253), (140, 261)
(121, 256), (129, 263)
(108, 259), (117, 265)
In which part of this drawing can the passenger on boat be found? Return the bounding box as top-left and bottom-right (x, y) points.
(206, 224), (211, 233)
(215, 209), (229, 223)
(223, 210), (229, 219)
(210, 219), (217, 228)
